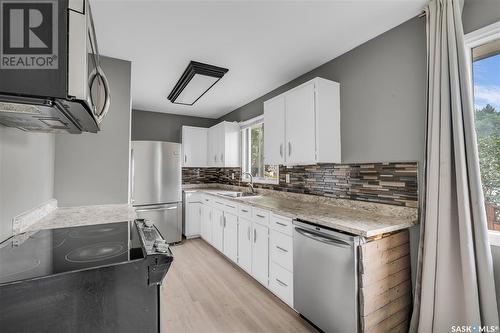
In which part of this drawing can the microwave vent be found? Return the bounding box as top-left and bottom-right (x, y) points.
(0, 102), (42, 115)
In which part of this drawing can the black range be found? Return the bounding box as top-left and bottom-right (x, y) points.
(0, 220), (173, 333)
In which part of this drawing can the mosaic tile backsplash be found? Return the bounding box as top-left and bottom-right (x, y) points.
(182, 162), (418, 208)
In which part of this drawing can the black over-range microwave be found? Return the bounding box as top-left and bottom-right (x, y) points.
(0, 0), (110, 133)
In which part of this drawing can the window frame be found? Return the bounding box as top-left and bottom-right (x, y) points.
(240, 115), (279, 185)
(464, 21), (500, 246)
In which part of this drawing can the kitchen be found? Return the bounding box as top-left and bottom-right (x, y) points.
(0, 0), (499, 332)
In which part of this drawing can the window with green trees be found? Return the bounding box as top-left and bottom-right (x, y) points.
(472, 39), (500, 231)
(241, 120), (279, 183)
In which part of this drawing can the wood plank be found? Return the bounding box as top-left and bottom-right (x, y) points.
(361, 230), (409, 256)
(361, 255), (410, 287)
(360, 279), (412, 316)
(365, 307), (411, 333)
(360, 268), (411, 301)
(362, 293), (412, 330)
(360, 243), (410, 273)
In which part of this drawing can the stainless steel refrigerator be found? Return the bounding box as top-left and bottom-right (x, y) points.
(131, 141), (182, 244)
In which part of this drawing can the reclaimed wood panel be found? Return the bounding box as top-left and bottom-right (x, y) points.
(359, 230), (412, 333)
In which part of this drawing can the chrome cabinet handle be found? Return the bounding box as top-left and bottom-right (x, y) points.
(223, 216), (226, 227)
(254, 229), (257, 243)
(276, 278), (288, 287)
(288, 141), (291, 156)
(214, 155), (217, 162)
(241, 209), (249, 213)
(276, 245), (288, 253)
(184, 155), (187, 163)
(221, 153), (224, 163)
(279, 144), (283, 158)
(275, 221), (287, 227)
(256, 214), (265, 218)
(226, 204), (235, 209)
(247, 226), (250, 240)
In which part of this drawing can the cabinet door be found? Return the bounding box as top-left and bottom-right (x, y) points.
(252, 222), (269, 286)
(185, 202), (201, 238)
(223, 212), (238, 263)
(211, 208), (224, 252)
(201, 204), (212, 243)
(207, 126), (219, 167)
(238, 217), (252, 273)
(285, 82), (316, 164)
(182, 127), (208, 167)
(221, 122), (240, 167)
(264, 96), (285, 165)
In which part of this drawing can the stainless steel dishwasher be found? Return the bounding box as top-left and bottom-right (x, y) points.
(293, 219), (364, 333)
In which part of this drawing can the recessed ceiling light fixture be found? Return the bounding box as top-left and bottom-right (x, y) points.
(167, 61), (229, 106)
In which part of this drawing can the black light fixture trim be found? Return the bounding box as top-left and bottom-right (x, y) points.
(167, 61), (229, 106)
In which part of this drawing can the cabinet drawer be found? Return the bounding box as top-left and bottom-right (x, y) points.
(252, 208), (269, 225)
(270, 214), (293, 236)
(269, 262), (294, 307)
(213, 198), (226, 210)
(202, 195), (212, 205)
(270, 230), (293, 272)
(185, 192), (202, 203)
(238, 204), (252, 219)
(223, 201), (238, 215)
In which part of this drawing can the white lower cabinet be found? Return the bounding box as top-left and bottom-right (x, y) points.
(212, 208), (224, 252)
(201, 204), (212, 243)
(199, 195), (294, 309)
(223, 212), (238, 262)
(185, 202), (202, 238)
(269, 215), (294, 306)
(269, 261), (294, 307)
(237, 217), (252, 273)
(251, 221), (269, 287)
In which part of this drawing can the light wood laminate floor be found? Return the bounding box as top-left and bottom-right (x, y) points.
(161, 238), (316, 333)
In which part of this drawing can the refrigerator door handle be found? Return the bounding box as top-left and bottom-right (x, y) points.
(135, 206), (177, 213)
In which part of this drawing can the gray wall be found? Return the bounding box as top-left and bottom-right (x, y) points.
(219, 17), (427, 164)
(131, 110), (217, 143)
(0, 127), (55, 241)
(54, 56), (131, 207)
(462, 0), (500, 34)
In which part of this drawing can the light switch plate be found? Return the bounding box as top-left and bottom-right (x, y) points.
(285, 174), (290, 183)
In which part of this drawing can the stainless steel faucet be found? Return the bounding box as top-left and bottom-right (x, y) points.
(242, 172), (256, 194)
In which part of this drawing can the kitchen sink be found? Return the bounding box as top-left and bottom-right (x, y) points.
(218, 191), (261, 198)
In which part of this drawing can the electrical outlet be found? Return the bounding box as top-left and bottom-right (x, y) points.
(285, 174), (290, 183)
(231, 173), (234, 180)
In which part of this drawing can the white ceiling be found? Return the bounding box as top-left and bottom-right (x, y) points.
(92, 0), (426, 119)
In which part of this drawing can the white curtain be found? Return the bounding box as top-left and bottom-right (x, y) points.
(410, 0), (499, 331)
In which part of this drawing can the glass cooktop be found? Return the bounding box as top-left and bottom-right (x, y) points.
(0, 222), (144, 285)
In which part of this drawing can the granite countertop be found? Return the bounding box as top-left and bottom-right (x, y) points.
(184, 185), (418, 237)
(24, 204), (136, 232)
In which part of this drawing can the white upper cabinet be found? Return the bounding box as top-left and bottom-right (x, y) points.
(264, 77), (341, 165)
(207, 121), (240, 167)
(182, 126), (208, 167)
(264, 95), (285, 165)
(285, 82), (316, 164)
